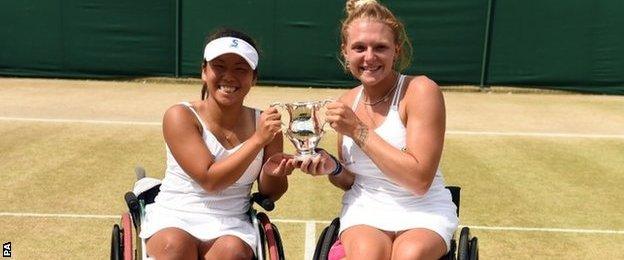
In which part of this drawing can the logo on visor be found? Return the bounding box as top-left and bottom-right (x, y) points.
(230, 39), (239, 48)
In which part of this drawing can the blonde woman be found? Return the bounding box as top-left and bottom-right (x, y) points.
(298, 1), (459, 259)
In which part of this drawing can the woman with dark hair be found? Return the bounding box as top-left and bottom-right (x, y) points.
(139, 28), (296, 259)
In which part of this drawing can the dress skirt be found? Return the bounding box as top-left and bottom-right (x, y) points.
(139, 203), (257, 254)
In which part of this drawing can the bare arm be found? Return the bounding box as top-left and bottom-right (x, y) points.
(163, 105), (281, 194)
(326, 77), (445, 196)
(356, 76), (445, 195)
(298, 90), (356, 190)
(257, 132), (292, 202)
(327, 134), (355, 190)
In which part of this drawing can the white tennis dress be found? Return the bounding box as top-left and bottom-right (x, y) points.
(339, 75), (459, 251)
(139, 102), (263, 253)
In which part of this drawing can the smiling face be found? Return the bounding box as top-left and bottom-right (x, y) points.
(343, 19), (399, 86)
(201, 53), (257, 106)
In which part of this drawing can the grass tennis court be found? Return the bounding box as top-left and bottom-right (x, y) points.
(1, 77), (623, 259)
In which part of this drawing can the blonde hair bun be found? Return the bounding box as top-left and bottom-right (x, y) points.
(346, 0), (378, 15)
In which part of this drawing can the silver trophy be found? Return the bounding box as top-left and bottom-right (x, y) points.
(271, 100), (332, 160)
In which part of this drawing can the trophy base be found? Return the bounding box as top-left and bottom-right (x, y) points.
(293, 152), (320, 162)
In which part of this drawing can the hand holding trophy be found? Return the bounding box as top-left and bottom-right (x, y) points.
(271, 100), (332, 161)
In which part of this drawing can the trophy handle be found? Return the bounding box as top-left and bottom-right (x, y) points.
(270, 102), (287, 131)
(317, 99), (333, 132)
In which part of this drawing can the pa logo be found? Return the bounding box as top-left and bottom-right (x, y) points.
(2, 242), (10, 257)
(230, 39), (239, 48)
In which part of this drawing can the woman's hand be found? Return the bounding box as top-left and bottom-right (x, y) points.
(297, 149), (338, 176)
(325, 101), (365, 139)
(253, 107), (283, 146)
(262, 153), (297, 177)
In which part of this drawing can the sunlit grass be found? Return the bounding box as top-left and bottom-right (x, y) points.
(1, 78), (623, 259)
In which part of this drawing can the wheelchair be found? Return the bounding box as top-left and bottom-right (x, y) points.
(110, 167), (285, 260)
(312, 186), (478, 260)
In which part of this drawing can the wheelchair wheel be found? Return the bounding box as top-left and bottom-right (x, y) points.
(256, 212), (282, 260)
(458, 227), (471, 260)
(121, 212), (134, 260)
(270, 223), (285, 260)
(469, 237), (479, 259)
(313, 217), (340, 260)
(110, 224), (122, 260)
(443, 238), (456, 260)
(313, 225), (329, 260)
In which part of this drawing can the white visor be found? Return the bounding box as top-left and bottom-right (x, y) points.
(203, 37), (258, 70)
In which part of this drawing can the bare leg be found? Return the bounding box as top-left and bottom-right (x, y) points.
(340, 225), (394, 260)
(146, 227), (199, 259)
(391, 228), (446, 260)
(200, 235), (254, 260)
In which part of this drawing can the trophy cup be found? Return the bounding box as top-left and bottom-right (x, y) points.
(271, 100), (332, 160)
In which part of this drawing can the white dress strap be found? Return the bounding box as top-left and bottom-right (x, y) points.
(352, 86), (363, 110)
(390, 74), (406, 108)
(179, 102), (208, 132)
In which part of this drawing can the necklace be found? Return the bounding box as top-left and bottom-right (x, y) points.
(224, 132), (234, 142)
(361, 76), (399, 106)
(218, 129), (238, 147)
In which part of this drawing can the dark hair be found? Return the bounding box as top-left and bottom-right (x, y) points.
(201, 28), (259, 100)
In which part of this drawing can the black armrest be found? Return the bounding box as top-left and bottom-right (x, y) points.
(251, 192), (275, 211)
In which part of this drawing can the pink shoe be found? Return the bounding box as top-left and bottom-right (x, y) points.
(328, 240), (346, 260)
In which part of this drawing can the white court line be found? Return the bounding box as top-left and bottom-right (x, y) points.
(0, 116), (160, 126)
(465, 225), (624, 234)
(304, 222), (316, 260)
(1, 212), (623, 234)
(0, 212), (119, 219)
(447, 130), (624, 139)
(273, 218), (331, 224)
(0, 212), (331, 223)
(2, 116), (624, 139)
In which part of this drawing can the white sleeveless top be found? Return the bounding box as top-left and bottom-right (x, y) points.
(154, 102), (264, 216)
(341, 75), (451, 211)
